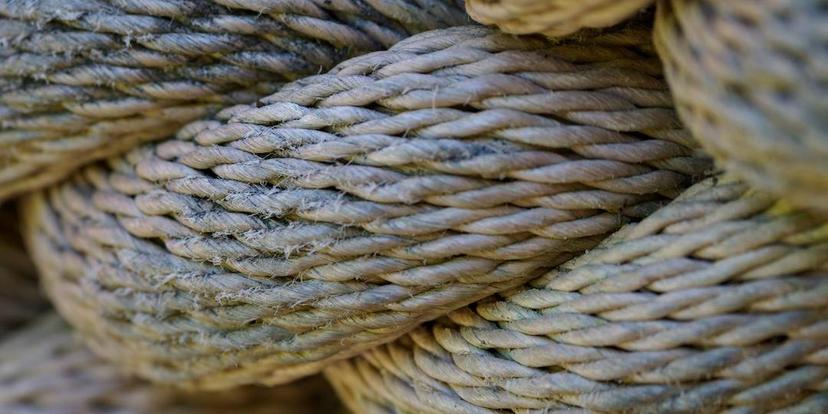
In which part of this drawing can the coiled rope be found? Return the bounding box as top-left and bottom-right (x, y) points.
(654, 0), (828, 214)
(22, 25), (710, 389)
(0, 314), (343, 414)
(325, 175), (828, 413)
(465, 0), (653, 37)
(0, 0), (468, 200)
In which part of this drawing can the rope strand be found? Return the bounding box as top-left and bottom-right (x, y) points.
(325, 176), (828, 413)
(0, 0), (468, 200)
(22, 25), (711, 389)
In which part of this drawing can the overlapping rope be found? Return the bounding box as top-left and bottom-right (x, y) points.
(0, 314), (343, 414)
(21, 25), (711, 389)
(0, 0), (468, 199)
(325, 175), (828, 413)
(654, 0), (828, 214)
(465, 0), (653, 37)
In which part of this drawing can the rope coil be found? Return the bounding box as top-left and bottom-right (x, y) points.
(0, 314), (343, 414)
(0, 0), (467, 200)
(465, 0), (653, 37)
(654, 0), (828, 214)
(21, 25), (711, 389)
(325, 175), (828, 413)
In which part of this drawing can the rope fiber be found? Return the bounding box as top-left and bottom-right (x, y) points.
(21, 25), (712, 389)
(654, 0), (828, 214)
(465, 0), (653, 37)
(0, 314), (344, 414)
(325, 175), (828, 413)
(0, 0), (468, 200)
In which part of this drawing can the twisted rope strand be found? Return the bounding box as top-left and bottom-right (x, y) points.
(325, 176), (828, 413)
(465, 0), (653, 37)
(0, 0), (467, 199)
(654, 0), (828, 213)
(22, 25), (711, 389)
(0, 314), (343, 413)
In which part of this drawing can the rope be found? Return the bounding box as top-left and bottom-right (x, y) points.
(0, 0), (468, 200)
(654, 0), (828, 214)
(21, 25), (711, 389)
(324, 175), (828, 413)
(0, 314), (344, 413)
(0, 204), (44, 337)
(465, 0), (653, 37)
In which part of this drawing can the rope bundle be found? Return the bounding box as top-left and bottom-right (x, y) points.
(21, 25), (711, 389)
(325, 176), (828, 413)
(0, 0), (467, 200)
(0, 204), (45, 336)
(654, 0), (828, 214)
(465, 0), (653, 37)
(0, 314), (343, 414)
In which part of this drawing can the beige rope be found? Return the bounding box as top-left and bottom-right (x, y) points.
(654, 0), (828, 214)
(0, 314), (344, 414)
(325, 175), (828, 413)
(0, 204), (45, 337)
(465, 0), (653, 37)
(21, 25), (711, 389)
(0, 0), (468, 200)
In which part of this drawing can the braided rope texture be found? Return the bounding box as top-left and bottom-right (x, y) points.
(21, 25), (711, 389)
(0, 314), (344, 414)
(0, 204), (45, 337)
(324, 175), (828, 414)
(654, 0), (828, 214)
(0, 0), (468, 200)
(465, 0), (653, 37)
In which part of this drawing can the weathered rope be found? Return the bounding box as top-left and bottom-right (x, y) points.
(21, 25), (711, 389)
(654, 0), (828, 214)
(0, 204), (45, 337)
(0, 0), (468, 200)
(465, 0), (653, 37)
(0, 314), (343, 414)
(325, 175), (828, 414)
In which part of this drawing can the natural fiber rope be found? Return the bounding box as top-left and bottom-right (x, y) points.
(654, 0), (828, 214)
(0, 203), (45, 337)
(0, 314), (344, 414)
(465, 0), (653, 37)
(21, 25), (711, 389)
(324, 175), (828, 413)
(0, 0), (468, 200)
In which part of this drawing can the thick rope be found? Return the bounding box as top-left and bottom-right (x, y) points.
(0, 314), (343, 414)
(21, 25), (710, 389)
(465, 0), (653, 37)
(0, 204), (45, 337)
(654, 0), (828, 214)
(0, 0), (468, 200)
(325, 175), (828, 414)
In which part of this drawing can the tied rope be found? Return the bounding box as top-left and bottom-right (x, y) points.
(465, 0), (653, 37)
(0, 315), (343, 414)
(0, 0), (468, 200)
(22, 25), (710, 389)
(324, 176), (828, 414)
(654, 0), (828, 214)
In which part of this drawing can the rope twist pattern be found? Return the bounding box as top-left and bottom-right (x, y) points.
(0, 0), (467, 199)
(21, 26), (711, 389)
(326, 176), (828, 413)
(465, 0), (653, 37)
(0, 315), (343, 414)
(654, 0), (828, 214)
